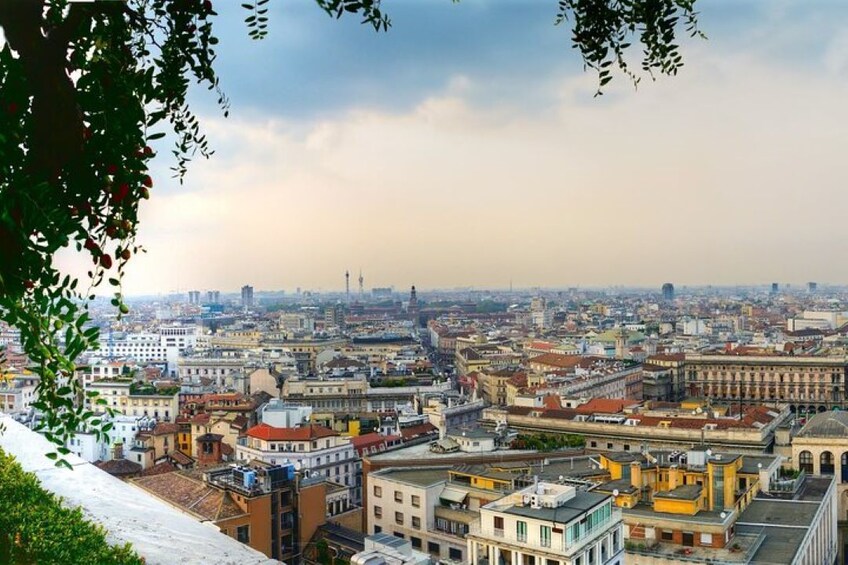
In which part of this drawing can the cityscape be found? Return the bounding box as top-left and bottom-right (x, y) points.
(3, 280), (848, 564)
(2, 1), (848, 565)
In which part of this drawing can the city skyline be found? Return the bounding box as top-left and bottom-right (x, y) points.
(57, 1), (848, 294)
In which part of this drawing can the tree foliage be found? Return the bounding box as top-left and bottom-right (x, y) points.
(0, 0), (701, 465)
(0, 447), (143, 564)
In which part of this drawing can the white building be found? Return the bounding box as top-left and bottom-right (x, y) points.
(367, 467), (469, 564)
(467, 482), (623, 565)
(351, 533), (432, 565)
(105, 325), (199, 376)
(260, 399), (312, 428)
(236, 423), (361, 504)
(0, 373), (39, 418)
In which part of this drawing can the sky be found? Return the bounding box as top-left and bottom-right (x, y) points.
(58, 0), (848, 294)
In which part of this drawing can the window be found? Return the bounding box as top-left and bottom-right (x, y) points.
(700, 532), (713, 545)
(374, 525), (382, 534)
(394, 532), (404, 539)
(427, 542), (440, 555)
(374, 506), (382, 519)
(540, 525), (552, 547)
(588, 547), (595, 565)
(236, 525), (250, 544)
(493, 516), (504, 534)
(546, 560), (560, 565)
(661, 530), (673, 541)
(516, 520), (527, 542)
(410, 536), (422, 549)
(395, 511), (404, 525)
(411, 495), (420, 508)
(607, 443), (613, 449)
(449, 548), (463, 561)
(373, 485), (382, 498)
(590, 441), (597, 448)
(394, 491), (403, 503)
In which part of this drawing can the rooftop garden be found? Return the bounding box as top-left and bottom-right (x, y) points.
(0, 448), (142, 564)
(510, 432), (585, 451)
(129, 381), (180, 396)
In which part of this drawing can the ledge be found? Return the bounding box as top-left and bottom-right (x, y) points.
(0, 415), (279, 565)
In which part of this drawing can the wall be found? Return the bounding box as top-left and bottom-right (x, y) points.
(0, 415), (276, 565)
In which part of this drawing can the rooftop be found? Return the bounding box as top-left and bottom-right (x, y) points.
(372, 467), (450, 488)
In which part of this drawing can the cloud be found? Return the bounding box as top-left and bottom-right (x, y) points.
(56, 2), (848, 295)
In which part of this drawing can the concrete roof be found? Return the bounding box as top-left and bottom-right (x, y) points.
(372, 467), (450, 488)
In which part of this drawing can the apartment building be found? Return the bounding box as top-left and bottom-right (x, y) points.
(85, 379), (179, 422)
(105, 325), (199, 375)
(236, 423), (361, 504)
(367, 467), (469, 564)
(467, 482), (624, 565)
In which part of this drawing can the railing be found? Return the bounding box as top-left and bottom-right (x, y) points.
(770, 470), (805, 493)
(624, 531), (767, 565)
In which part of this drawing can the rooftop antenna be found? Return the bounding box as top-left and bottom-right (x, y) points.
(358, 269), (364, 298)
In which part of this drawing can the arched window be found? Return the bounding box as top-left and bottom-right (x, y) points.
(799, 451), (814, 474)
(841, 453), (848, 483)
(821, 451), (835, 475)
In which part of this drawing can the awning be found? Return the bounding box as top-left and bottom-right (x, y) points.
(440, 487), (469, 504)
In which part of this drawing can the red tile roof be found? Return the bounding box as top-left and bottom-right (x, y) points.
(246, 423), (338, 442)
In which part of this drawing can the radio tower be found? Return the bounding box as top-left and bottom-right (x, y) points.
(345, 270), (350, 301)
(358, 269), (364, 298)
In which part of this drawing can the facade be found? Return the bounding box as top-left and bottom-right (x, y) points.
(132, 462), (297, 561)
(105, 325), (199, 375)
(792, 411), (848, 522)
(367, 467), (470, 564)
(467, 482), (624, 565)
(241, 285), (254, 309)
(685, 354), (848, 412)
(236, 423), (361, 504)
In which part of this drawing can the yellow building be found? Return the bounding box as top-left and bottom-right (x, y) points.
(594, 449), (775, 551)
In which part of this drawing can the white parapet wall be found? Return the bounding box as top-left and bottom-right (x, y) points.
(0, 415), (279, 565)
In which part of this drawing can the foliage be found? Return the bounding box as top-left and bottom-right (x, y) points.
(556, 0), (705, 95)
(510, 432), (584, 451)
(0, 0), (702, 467)
(0, 448), (143, 564)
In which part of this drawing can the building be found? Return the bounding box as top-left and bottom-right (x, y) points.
(685, 353), (848, 413)
(206, 290), (221, 304)
(351, 533), (431, 565)
(485, 402), (788, 454)
(188, 290), (201, 304)
(792, 410), (848, 531)
(132, 462), (297, 561)
(367, 467), (468, 563)
(241, 285), (254, 309)
(85, 379), (179, 422)
(662, 283), (675, 301)
(467, 481), (624, 565)
(596, 448), (838, 565)
(236, 423), (360, 504)
(105, 325), (199, 376)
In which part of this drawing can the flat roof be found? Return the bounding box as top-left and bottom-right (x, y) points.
(737, 499), (819, 528)
(653, 485), (702, 501)
(372, 467), (450, 488)
(502, 491), (608, 523)
(623, 503), (730, 525)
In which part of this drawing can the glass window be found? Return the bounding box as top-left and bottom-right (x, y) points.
(516, 520), (527, 542)
(236, 525), (250, 544)
(373, 485), (382, 497)
(540, 525), (552, 547)
(411, 495), (420, 508)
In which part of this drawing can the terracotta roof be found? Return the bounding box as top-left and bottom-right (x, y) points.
(528, 353), (582, 369)
(132, 472), (247, 522)
(575, 399), (640, 415)
(647, 353), (685, 362)
(400, 422), (438, 440)
(168, 451), (194, 466)
(246, 423), (338, 442)
(95, 458), (142, 477)
(153, 422), (179, 435)
(142, 461), (177, 476)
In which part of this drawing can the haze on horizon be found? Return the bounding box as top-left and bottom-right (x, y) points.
(58, 1), (848, 295)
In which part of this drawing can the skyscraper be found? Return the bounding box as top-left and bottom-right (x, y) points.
(771, 283), (779, 294)
(661, 282), (675, 301)
(241, 285), (254, 308)
(808, 282), (818, 293)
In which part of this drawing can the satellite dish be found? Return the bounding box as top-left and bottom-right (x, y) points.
(757, 463), (763, 469)
(706, 449), (713, 457)
(294, 461), (302, 471)
(612, 489), (620, 497)
(720, 512), (727, 519)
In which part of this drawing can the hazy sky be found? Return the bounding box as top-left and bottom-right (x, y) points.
(60, 1), (848, 295)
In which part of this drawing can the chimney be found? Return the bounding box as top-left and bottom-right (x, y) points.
(630, 461), (642, 490)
